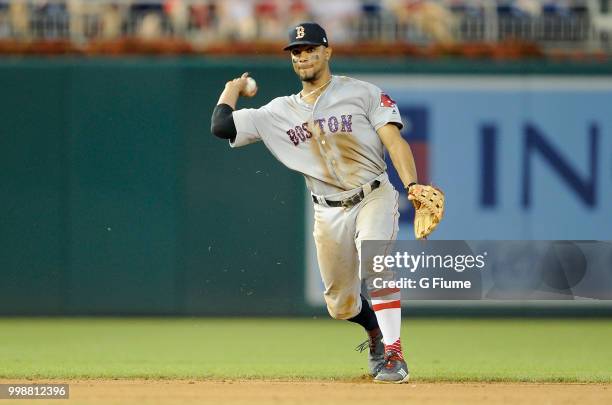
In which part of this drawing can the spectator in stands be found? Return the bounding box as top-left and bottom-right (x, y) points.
(9, 0), (30, 39)
(305, 0), (361, 43)
(165, 0), (188, 37)
(188, 1), (220, 44)
(188, 0), (216, 42)
(253, 0), (314, 42)
(101, 2), (123, 40)
(67, 0), (84, 42)
(217, 0), (257, 41)
(384, 0), (456, 44)
(285, 0), (311, 26)
(131, 1), (165, 40)
(515, 0), (542, 16)
(254, 0), (281, 40)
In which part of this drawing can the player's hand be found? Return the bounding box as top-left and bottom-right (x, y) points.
(407, 183), (423, 200)
(226, 72), (257, 98)
(407, 183), (425, 209)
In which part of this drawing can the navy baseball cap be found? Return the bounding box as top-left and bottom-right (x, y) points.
(283, 22), (329, 51)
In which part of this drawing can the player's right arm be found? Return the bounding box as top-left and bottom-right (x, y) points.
(211, 72), (257, 142)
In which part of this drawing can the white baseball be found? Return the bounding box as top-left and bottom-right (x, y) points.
(245, 77), (257, 94)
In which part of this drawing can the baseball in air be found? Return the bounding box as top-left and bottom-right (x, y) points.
(245, 77), (257, 95)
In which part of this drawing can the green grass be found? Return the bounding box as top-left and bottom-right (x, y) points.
(0, 318), (610, 382)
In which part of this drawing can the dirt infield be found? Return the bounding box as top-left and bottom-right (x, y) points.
(3, 380), (611, 405)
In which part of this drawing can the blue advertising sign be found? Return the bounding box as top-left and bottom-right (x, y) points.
(357, 75), (612, 240)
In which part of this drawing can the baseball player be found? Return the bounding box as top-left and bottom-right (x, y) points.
(211, 22), (420, 383)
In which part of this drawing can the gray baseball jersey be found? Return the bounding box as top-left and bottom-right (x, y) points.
(231, 75), (403, 196)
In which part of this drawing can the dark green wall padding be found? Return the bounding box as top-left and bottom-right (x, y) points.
(1, 58), (307, 315)
(1, 57), (611, 315)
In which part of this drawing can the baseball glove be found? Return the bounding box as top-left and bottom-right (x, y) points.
(408, 184), (445, 239)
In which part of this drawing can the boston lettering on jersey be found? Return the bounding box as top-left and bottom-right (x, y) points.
(286, 114), (353, 146)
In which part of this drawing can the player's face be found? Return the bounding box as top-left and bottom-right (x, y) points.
(290, 45), (329, 82)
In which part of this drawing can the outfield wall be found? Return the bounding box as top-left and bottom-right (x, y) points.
(0, 58), (306, 315)
(1, 58), (610, 315)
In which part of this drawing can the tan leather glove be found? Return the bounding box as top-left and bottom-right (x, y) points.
(408, 184), (445, 239)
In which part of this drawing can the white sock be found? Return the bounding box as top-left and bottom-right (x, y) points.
(370, 289), (402, 349)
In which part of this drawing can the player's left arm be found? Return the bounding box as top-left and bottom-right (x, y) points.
(377, 123), (418, 190)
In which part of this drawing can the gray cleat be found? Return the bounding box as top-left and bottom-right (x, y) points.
(374, 351), (410, 384)
(355, 328), (385, 376)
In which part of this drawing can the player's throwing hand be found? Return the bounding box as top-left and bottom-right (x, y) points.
(226, 72), (258, 98)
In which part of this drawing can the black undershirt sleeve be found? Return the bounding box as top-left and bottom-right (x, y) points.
(211, 103), (237, 141)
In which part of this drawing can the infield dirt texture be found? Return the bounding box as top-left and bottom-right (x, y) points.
(2, 379), (610, 405)
(1, 318), (610, 404)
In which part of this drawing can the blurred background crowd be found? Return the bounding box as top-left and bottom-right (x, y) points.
(0, 0), (611, 54)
